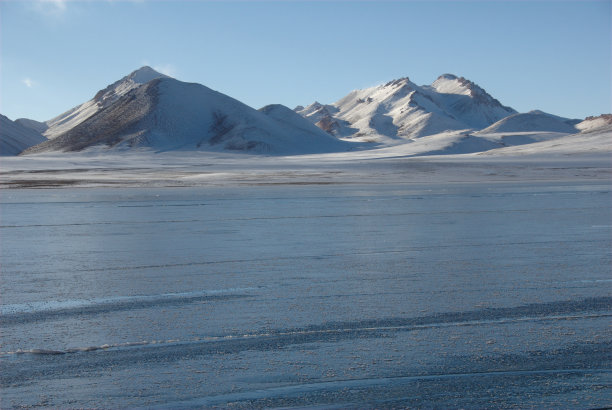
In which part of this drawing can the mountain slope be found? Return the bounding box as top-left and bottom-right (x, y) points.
(0, 114), (47, 155)
(42, 66), (169, 140)
(296, 75), (516, 142)
(23, 73), (348, 155)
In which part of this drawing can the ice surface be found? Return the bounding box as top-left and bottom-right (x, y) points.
(1, 159), (610, 407)
(0, 288), (257, 316)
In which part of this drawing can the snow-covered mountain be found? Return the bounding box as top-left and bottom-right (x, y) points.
(23, 67), (348, 155)
(477, 110), (579, 134)
(296, 74), (516, 143)
(10, 68), (609, 157)
(0, 114), (46, 156)
(42, 66), (169, 140)
(429, 74), (518, 129)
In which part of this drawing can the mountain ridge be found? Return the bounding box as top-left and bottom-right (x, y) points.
(4, 67), (609, 156)
(295, 74), (517, 143)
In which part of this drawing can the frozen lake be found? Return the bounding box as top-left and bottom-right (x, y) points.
(1, 179), (611, 408)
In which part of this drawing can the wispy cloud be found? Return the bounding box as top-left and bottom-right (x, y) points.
(141, 60), (178, 78)
(32, 0), (68, 16)
(29, 0), (145, 18)
(153, 64), (177, 78)
(45, 0), (67, 10)
(22, 78), (35, 88)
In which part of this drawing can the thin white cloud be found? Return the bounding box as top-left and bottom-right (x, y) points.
(26, 0), (69, 20)
(22, 78), (35, 88)
(141, 60), (177, 78)
(153, 64), (177, 78)
(46, 0), (67, 11)
(35, 0), (67, 12)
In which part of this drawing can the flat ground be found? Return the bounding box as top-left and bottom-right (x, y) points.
(1, 149), (610, 188)
(1, 150), (610, 408)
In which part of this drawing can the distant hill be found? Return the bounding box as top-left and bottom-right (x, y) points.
(0, 114), (46, 156)
(477, 110), (579, 134)
(478, 114), (612, 156)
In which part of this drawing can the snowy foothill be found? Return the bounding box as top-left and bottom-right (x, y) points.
(1, 139), (610, 190)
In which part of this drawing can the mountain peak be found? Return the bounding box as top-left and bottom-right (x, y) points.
(432, 74), (475, 93)
(127, 66), (171, 84)
(431, 74), (514, 114)
(384, 77), (412, 87)
(92, 66), (170, 102)
(43, 66), (173, 140)
(437, 73), (458, 81)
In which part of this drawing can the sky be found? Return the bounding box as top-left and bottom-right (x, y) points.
(0, 0), (610, 121)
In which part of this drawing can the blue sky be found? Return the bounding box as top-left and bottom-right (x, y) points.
(1, 0), (610, 121)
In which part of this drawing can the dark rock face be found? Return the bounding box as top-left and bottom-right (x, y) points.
(584, 114), (612, 123)
(24, 81), (159, 154)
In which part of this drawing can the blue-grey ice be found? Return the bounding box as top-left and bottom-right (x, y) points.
(1, 165), (610, 407)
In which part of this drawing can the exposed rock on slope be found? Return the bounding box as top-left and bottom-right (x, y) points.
(42, 66), (170, 140)
(576, 114), (612, 133)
